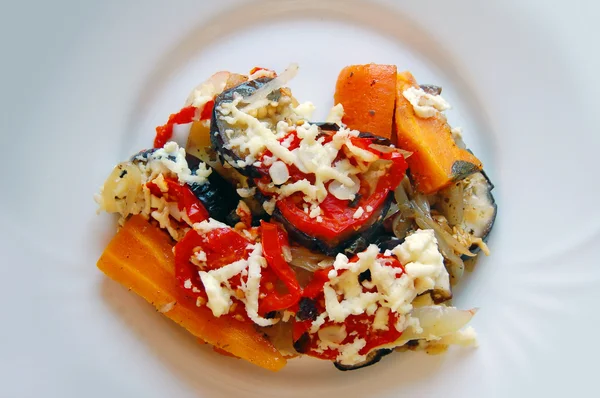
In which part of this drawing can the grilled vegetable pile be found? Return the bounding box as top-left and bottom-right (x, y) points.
(95, 64), (495, 372)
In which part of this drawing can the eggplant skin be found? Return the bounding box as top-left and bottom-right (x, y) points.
(317, 122), (392, 147)
(333, 349), (393, 371)
(272, 192), (393, 257)
(186, 154), (241, 223)
(451, 160), (480, 182)
(460, 170), (497, 259)
(293, 332), (311, 354)
(210, 77), (274, 178)
(419, 84), (442, 96)
(479, 170), (497, 243)
(373, 235), (404, 252)
(130, 148), (157, 162)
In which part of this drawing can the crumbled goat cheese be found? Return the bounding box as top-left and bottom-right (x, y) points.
(353, 206), (365, 219)
(402, 86), (451, 118)
(326, 103), (345, 125)
(293, 101), (316, 119)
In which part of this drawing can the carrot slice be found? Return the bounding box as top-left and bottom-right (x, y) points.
(394, 71), (483, 194)
(334, 63), (398, 139)
(97, 215), (286, 371)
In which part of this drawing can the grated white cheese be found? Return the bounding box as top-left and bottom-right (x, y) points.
(262, 199), (276, 215)
(269, 161), (290, 185)
(198, 243), (277, 327)
(218, 99), (372, 205)
(314, 229), (450, 335)
(185, 70), (230, 108)
(402, 86), (451, 118)
(139, 141), (211, 185)
(193, 218), (229, 234)
(306, 230), (452, 365)
(317, 337), (368, 366)
(372, 307), (390, 331)
(326, 103), (345, 125)
(96, 142), (212, 240)
(352, 206), (365, 219)
(195, 250), (207, 262)
(293, 101), (316, 119)
(152, 173), (169, 193)
(158, 301), (176, 314)
(392, 229), (450, 296)
(236, 187), (256, 198)
(309, 203), (322, 219)
(451, 126), (463, 142)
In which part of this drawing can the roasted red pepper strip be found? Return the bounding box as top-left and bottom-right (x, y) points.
(146, 177), (209, 223)
(301, 267), (331, 299)
(174, 227), (253, 296)
(154, 106), (197, 148)
(259, 221), (302, 314)
(199, 100), (214, 121)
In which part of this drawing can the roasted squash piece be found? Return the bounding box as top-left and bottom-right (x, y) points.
(334, 64), (398, 139)
(97, 215), (286, 371)
(394, 71), (483, 194)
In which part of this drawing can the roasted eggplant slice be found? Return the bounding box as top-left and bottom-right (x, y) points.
(272, 192), (393, 256)
(317, 122), (392, 146)
(210, 77), (276, 178)
(460, 171), (497, 243)
(333, 349), (393, 371)
(373, 235), (404, 252)
(185, 154), (241, 223)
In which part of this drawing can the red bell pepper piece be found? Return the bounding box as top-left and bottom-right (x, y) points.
(154, 106), (197, 148)
(259, 221), (302, 314)
(146, 177), (209, 224)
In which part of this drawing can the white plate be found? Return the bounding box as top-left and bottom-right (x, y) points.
(2, 0), (600, 397)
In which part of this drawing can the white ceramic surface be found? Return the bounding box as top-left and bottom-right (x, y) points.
(2, 0), (599, 397)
